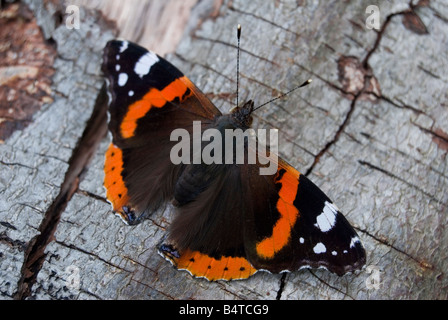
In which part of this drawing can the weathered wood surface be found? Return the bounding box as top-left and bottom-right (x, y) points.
(69, 0), (200, 56)
(1, 0), (447, 300)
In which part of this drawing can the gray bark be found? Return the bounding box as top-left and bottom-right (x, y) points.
(1, 0), (447, 300)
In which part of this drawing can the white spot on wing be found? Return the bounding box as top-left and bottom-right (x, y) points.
(128, 90), (134, 96)
(314, 201), (338, 232)
(299, 237), (304, 244)
(332, 251), (337, 256)
(115, 65), (120, 71)
(118, 73), (128, 87)
(119, 41), (129, 53)
(350, 236), (360, 248)
(313, 242), (326, 254)
(134, 51), (159, 78)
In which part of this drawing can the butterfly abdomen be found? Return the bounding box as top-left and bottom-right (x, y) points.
(173, 164), (223, 206)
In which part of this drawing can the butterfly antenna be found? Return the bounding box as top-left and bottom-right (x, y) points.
(253, 79), (312, 112)
(236, 24), (241, 108)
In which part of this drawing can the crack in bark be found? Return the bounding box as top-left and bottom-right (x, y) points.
(413, 123), (448, 145)
(194, 35), (280, 66)
(0, 221), (17, 230)
(55, 240), (132, 273)
(417, 65), (441, 79)
(275, 273), (287, 300)
(38, 265), (105, 300)
(354, 226), (434, 271)
(174, 52), (235, 83)
(373, 93), (425, 115)
(308, 270), (355, 300)
(357, 160), (442, 203)
(78, 288), (104, 300)
(362, 8), (412, 68)
(304, 3), (422, 177)
(256, 115), (316, 157)
(16, 202), (44, 214)
(294, 62), (356, 98)
(227, 5), (301, 37)
(0, 160), (35, 170)
(344, 33), (364, 48)
(216, 282), (254, 300)
(360, 128), (448, 180)
(14, 85), (108, 300)
(76, 189), (109, 204)
(304, 90), (360, 177)
(123, 256), (160, 275)
(431, 8), (448, 24)
(129, 278), (176, 300)
(34, 152), (68, 164)
(0, 232), (27, 251)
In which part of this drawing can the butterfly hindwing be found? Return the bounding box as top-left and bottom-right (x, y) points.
(160, 245), (257, 281)
(159, 162), (258, 281)
(160, 157), (365, 280)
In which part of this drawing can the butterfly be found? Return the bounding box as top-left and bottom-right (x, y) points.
(101, 36), (366, 281)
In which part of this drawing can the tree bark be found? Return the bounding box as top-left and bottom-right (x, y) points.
(0, 0), (447, 300)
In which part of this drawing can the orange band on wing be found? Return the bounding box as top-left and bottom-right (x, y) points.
(104, 143), (129, 211)
(120, 76), (193, 138)
(256, 169), (300, 259)
(169, 249), (257, 281)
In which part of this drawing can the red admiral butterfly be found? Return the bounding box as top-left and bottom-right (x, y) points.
(101, 30), (366, 280)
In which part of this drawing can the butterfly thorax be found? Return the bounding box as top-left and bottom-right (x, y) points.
(229, 100), (254, 129)
(172, 101), (254, 208)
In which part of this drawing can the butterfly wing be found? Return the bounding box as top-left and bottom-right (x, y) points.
(160, 163), (258, 281)
(243, 159), (366, 276)
(103, 40), (366, 279)
(160, 156), (365, 280)
(102, 40), (221, 224)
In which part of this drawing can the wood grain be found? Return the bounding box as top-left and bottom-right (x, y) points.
(68, 0), (200, 55)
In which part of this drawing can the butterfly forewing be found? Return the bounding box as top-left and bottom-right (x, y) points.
(242, 160), (366, 275)
(102, 40), (220, 223)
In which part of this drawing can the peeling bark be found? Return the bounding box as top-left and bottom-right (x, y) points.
(0, 2), (56, 142)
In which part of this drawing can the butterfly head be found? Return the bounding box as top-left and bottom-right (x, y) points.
(230, 100), (254, 129)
